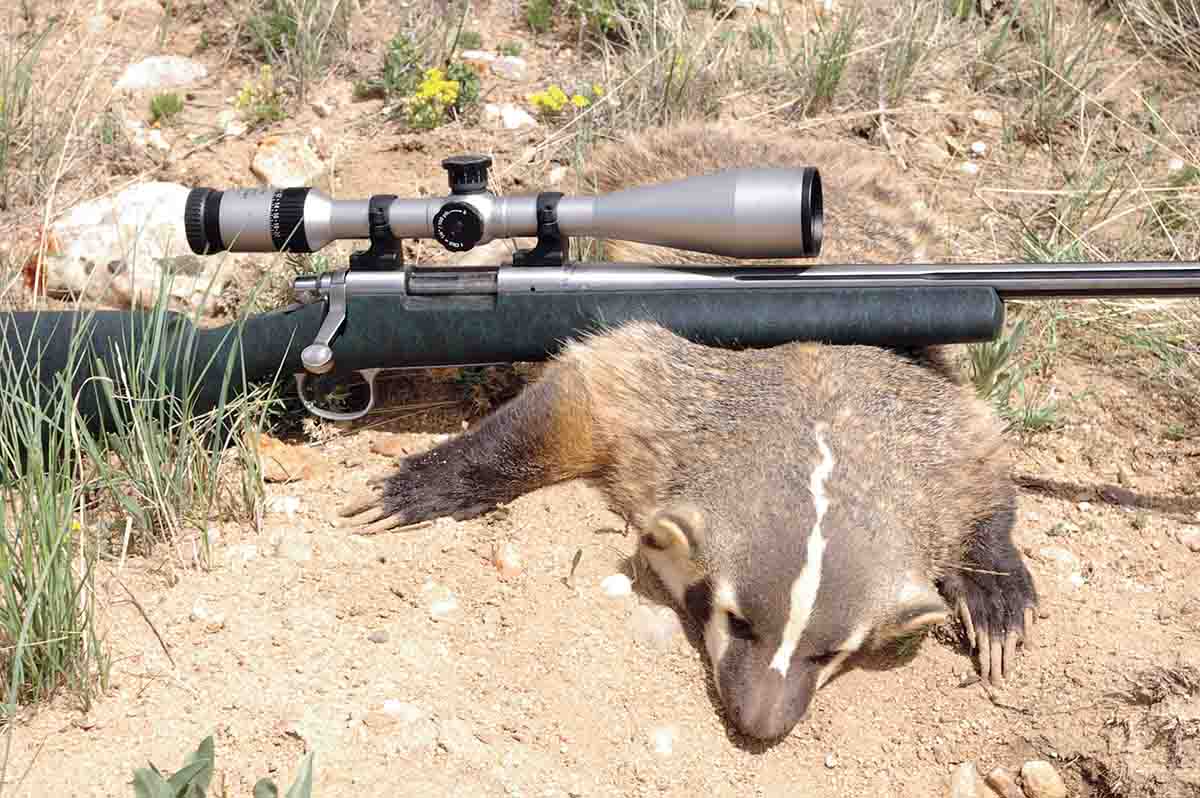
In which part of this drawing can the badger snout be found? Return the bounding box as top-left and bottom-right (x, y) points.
(718, 654), (820, 741)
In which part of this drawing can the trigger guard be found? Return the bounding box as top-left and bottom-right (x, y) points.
(294, 368), (382, 422)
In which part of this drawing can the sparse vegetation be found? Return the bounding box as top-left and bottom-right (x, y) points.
(235, 64), (289, 126)
(1, 0), (1199, 793)
(149, 92), (184, 126)
(241, 0), (352, 102)
(130, 735), (314, 798)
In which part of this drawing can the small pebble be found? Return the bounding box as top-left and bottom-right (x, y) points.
(1021, 760), (1067, 798)
(650, 726), (676, 755)
(949, 761), (979, 798)
(630, 604), (682, 649)
(986, 766), (1025, 798)
(1168, 156), (1184, 172)
(961, 162), (980, 176)
(970, 141), (987, 155)
(430, 597), (458, 618)
(1178, 527), (1200, 552)
(601, 574), (632, 597)
(824, 753), (837, 769)
(491, 541), (523, 579)
(368, 630), (388, 644)
(1038, 546), (1079, 569)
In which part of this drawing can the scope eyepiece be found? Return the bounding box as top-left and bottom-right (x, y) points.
(184, 187), (224, 255)
(184, 186), (318, 255)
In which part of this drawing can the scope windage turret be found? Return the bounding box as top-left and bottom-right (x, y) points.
(183, 164), (823, 260)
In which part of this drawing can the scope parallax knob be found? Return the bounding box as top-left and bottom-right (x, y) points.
(432, 202), (484, 252)
(442, 155), (492, 194)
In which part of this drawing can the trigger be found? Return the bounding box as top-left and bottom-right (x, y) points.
(294, 368), (381, 422)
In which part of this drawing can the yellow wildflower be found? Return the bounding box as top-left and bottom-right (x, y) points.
(571, 94), (589, 108)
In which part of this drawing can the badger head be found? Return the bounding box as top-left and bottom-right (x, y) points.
(636, 422), (952, 741)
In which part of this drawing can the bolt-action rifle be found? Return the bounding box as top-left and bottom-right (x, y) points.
(2, 153), (1198, 442)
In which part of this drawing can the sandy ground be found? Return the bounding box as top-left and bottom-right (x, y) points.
(0, 0), (1198, 795)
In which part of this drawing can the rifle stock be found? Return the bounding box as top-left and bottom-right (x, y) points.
(0, 281), (1006, 445)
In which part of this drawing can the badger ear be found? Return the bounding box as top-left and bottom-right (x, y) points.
(643, 503), (707, 558)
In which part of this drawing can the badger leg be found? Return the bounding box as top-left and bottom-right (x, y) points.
(938, 502), (1039, 686)
(336, 363), (600, 534)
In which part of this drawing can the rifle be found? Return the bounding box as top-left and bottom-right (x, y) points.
(2, 153), (1199, 445)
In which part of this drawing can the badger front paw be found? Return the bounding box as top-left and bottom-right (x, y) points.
(941, 507), (1039, 686)
(336, 443), (498, 535)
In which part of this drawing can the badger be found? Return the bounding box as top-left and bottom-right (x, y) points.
(336, 120), (1039, 742)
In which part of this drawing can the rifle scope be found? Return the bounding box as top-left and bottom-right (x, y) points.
(183, 154), (823, 261)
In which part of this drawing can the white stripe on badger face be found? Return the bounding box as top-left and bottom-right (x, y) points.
(769, 423), (836, 679)
(705, 580), (739, 697)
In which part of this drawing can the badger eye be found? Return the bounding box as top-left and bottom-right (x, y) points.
(808, 651), (839, 666)
(726, 612), (755, 640)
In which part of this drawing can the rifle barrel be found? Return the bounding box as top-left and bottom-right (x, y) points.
(489, 261), (1200, 299)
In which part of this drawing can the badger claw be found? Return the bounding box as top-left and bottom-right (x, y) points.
(941, 506), (1039, 687)
(949, 563), (1037, 687)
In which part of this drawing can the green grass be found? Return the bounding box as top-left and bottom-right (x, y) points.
(0, 266), (281, 748)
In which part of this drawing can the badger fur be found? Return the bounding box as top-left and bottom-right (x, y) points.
(337, 120), (1039, 742)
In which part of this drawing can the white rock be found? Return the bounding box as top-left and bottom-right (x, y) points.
(251, 135), (327, 188)
(736, 0), (780, 10)
(950, 762), (979, 798)
(970, 141), (987, 155)
(430, 597), (458, 618)
(44, 181), (227, 313)
(225, 544), (259, 563)
(1178, 527), (1200, 552)
(116, 56), (208, 91)
(1021, 760), (1067, 798)
(1168, 157), (1185, 172)
(650, 725), (676, 755)
(972, 108), (1003, 127)
(274, 534), (313, 562)
(217, 109), (247, 137)
(189, 600), (225, 630)
(961, 162), (980, 176)
(548, 165), (568, 185)
(484, 102), (538, 131)
(1039, 545), (1079, 569)
(267, 495), (302, 519)
(460, 49), (497, 63)
(601, 574), (632, 597)
(490, 56), (528, 81)
(630, 604), (682, 649)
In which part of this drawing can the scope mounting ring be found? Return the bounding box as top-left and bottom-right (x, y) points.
(512, 191), (566, 267)
(348, 194), (403, 271)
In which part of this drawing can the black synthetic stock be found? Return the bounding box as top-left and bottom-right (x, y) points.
(0, 285), (1003, 441)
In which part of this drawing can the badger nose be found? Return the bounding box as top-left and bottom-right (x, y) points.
(725, 668), (815, 741)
